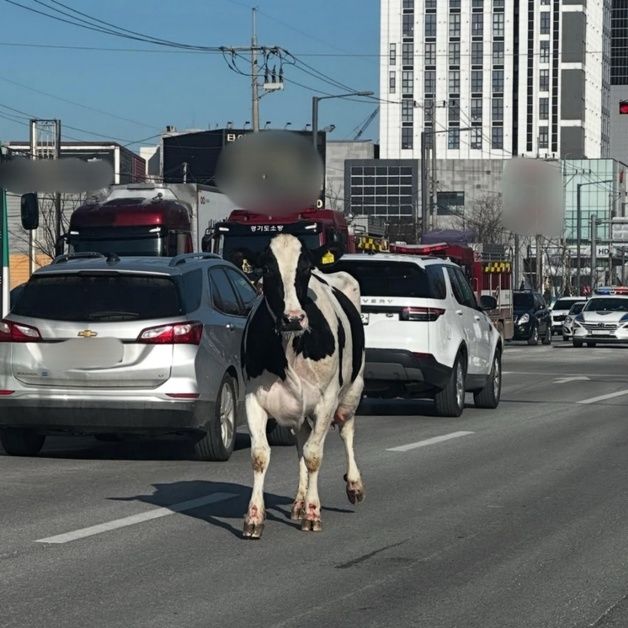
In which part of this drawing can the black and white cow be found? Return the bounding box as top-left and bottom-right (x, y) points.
(241, 233), (365, 539)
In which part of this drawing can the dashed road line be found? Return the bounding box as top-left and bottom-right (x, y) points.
(36, 492), (238, 544)
(577, 389), (628, 405)
(386, 431), (474, 453)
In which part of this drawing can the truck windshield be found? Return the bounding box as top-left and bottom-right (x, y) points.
(69, 230), (164, 256)
(222, 233), (321, 269)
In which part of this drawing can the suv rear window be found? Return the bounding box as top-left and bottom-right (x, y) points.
(331, 261), (445, 299)
(12, 273), (186, 322)
(553, 299), (580, 310)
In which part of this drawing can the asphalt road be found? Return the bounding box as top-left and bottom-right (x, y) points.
(3, 340), (628, 627)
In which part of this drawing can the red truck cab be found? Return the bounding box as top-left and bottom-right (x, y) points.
(68, 196), (193, 256)
(209, 208), (354, 272)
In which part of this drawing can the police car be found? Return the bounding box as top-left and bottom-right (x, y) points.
(572, 287), (628, 347)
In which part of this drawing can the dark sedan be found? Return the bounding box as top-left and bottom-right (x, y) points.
(513, 291), (552, 345)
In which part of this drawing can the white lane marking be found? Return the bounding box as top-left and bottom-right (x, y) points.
(577, 389), (628, 405)
(555, 376), (590, 384)
(387, 431), (474, 453)
(36, 492), (238, 544)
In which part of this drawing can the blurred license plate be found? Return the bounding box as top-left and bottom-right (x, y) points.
(591, 330), (609, 336)
(361, 313), (369, 325)
(45, 338), (124, 369)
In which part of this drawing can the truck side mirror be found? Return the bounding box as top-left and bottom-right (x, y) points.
(20, 193), (39, 230)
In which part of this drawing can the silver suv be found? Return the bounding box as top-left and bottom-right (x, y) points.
(0, 252), (258, 461)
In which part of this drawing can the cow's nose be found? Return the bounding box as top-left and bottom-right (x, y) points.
(282, 312), (305, 325)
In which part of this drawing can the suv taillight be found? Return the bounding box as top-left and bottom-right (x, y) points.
(0, 320), (42, 342)
(399, 307), (445, 322)
(137, 322), (203, 345)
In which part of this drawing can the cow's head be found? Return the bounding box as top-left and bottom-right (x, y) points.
(260, 234), (312, 334)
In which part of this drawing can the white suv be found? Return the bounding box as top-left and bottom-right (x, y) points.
(328, 254), (503, 417)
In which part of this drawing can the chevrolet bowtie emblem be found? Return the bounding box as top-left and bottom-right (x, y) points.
(78, 329), (98, 338)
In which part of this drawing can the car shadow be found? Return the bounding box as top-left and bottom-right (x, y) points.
(359, 398), (474, 417)
(6, 432), (253, 462)
(109, 480), (353, 539)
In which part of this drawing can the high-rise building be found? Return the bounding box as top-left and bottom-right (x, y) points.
(610, 0), (628, 164)
(380, 0), (611, 161)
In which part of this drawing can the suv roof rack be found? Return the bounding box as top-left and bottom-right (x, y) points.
(51, 252), (106, 265)
(169, 252), (221, 267)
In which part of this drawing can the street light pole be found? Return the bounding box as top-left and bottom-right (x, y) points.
(311, 91), (374, 151)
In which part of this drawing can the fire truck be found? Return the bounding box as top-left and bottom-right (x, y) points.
(208, 208), (355, 273)
(371, 241), (515, 340)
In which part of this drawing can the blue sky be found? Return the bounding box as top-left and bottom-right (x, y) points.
(0, 0), (380, 150)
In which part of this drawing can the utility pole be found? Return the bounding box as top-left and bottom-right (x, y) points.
(536, 235), (543, 293)
(251, 8), (260, 132)
(430, 123), (437, 231)
(54, 120), (62, 251)
(590, 214), (597, 289)
(420, 130), (428, 240)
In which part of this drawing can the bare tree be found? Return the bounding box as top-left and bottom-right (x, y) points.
(457, 194), (507, 245)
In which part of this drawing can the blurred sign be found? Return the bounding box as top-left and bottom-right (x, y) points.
(611, 217), (628, 242)
(620, 101), (628, 115)
(502, 158), (564, 237)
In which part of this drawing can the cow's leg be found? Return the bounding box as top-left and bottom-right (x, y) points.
(243, 393), (270, 539)
(339, 414), (364, 505)
(291, 420), (311, 521)
(301, 399), (335, 532)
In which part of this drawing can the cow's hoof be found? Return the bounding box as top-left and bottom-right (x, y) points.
(344, 476), (365, 505)
(242, 522), (265, 539)
(290, 501), (305, 521)
(301, 518), (322, 532)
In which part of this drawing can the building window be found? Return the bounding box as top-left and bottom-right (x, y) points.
(402, 70), (414, 94)
(540, 69), (549, 91)
(424, 70), (436, 94)
(402, 100), (413, 123)
(450, 0), (461, 9)
(471, 70), (483, 92)
(389, 70), (396, 93)
(493, 41), (504, 65)
(425, 13), (436, 37)
(403, 0), (414, 8)
(424, 42), (435, 65)
(492, 69), (504, 92)
(449, 99), (460, 123)
(402, 127), (413, 150)
(471, 128), (483, 150)
(473, 0), (484, 8)
(403, 14), (414, 37)
(492, 97), (503, 122)
(472, 13), (483, 37)
(448, 128), (460, 149)
(540, 40), (549, 63)
(540, 12), (550, 35)
(438, 191), (465, 214)
(425, 0), (436, 8)
(448, 70), (460, 93)
(389, 43), (397, 65)
(539, 97), (549, 120)
(539, 126), (549, 148)
(492, 126), (503, 149)
(403, 42), (414, 66)
(449, 13), (461, 37)
(449, 41), (460, 65)
(471, 97), (483, 122)
(493, 0), (504, 7)
(493, 13), (504, 38)
(472, 41), (483, 65)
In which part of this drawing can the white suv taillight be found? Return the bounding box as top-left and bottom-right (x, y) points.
(137, 322), (203, 345)
(399, 307), (445, 322)
(0, 320), (42, 342)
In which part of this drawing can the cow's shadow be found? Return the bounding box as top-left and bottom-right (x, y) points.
(110, 480), (352, 539)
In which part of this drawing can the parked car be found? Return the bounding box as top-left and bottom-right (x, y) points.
(561, 301), (587, 341)
(0, 252), (259, 460)
(326, 254), (502, 417)
(572, 291), (628, 347)
(550, 296), (587, 335)
(513, 291), (552, 345)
